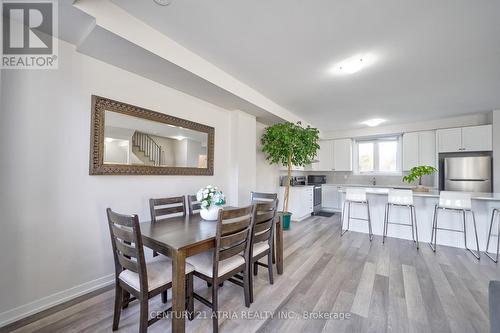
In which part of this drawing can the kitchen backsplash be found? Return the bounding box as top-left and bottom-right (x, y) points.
(280, 171), (435, 187)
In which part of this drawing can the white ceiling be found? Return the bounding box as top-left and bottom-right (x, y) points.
(112, 0), (500, 131)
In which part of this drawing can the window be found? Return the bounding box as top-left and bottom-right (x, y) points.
(354, 136), (401, 174)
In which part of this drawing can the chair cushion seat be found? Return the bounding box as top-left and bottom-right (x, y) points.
(253, 242), (270, 257)
(119, 256), (194, 292)
(186, 251), (245, 278)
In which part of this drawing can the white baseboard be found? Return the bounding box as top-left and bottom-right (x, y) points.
(0, 274), (114, 328)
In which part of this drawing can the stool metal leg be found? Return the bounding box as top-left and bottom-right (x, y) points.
(382, 203), (388, 244)
(347, 202), (351, 232)
(409, 206), (415, 243)
(412, 206), (419, 250)
(367, 201), (373, 241)
(429, 204), (438, 252)
(462, 210), (467, 251)
(340, 200), (346, 236)
(469, 211), (480, 260)
(341, 201), (347, 236)
(485, 209), (499, 263)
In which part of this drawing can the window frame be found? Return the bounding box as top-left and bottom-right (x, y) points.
(353, 135), (402, 175)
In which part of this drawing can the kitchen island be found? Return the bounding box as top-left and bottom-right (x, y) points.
(338, 187), (500, 251)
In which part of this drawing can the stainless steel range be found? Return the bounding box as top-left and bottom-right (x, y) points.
(307, 175), (327, 215)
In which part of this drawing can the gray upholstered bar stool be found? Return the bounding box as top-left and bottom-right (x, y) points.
(383, 189), (419, 249)
(485, 208), (500, 262)
(429, 191), (480, 259)
(341, 188), (373, 241)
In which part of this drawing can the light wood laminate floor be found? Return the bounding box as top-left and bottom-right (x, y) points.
(7, 214), (500, 333)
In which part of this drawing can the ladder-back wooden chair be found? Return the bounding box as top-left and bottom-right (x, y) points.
(187, 194), (202, 215)
(249, 199), (278, 303)
(250, 191), (278, 264)
(149, 196), (186, 257)
(106, 208), (194, 333)
(186, 205), (255, 333)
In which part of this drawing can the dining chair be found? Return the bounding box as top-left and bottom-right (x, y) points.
(187, 194), (202, 215)
(186, 205), (255, 333)
(149, 196), (186, 257)
(149, 196), (186, 223)
(106, 208), (195, 333)
(250, 191), (278, 203)
(249, 199), (278, 303)
(250, 191), (278, 264)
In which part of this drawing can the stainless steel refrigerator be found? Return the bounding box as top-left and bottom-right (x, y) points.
(444, 156), (492, 192)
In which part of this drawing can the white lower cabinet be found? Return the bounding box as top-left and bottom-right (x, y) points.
(278, 186), (313, 221)
(322, 185), (342, 211)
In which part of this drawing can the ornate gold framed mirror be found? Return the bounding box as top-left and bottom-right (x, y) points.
(89, 96), (214, 175)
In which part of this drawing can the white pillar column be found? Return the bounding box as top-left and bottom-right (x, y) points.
(228, 110), (256, 206)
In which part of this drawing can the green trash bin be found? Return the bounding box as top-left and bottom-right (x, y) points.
(281, 212), (292, 230)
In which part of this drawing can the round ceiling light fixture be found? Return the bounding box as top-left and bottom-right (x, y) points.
(153, 0), (172, 6)
(331, 53), (377, 75)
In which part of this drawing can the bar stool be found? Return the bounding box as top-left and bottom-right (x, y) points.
(383, 189), (419, 249)
(484, 208), (500, 262)
(429, 191), (480, 259)
(341, 188), (373, 241)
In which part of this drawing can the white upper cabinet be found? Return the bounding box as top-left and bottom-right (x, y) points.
(437, 125), (492, 153)
(462, 125), (492, 152)
(419, 131), (436, 166)
(403, 131), (436, 171)
(310, 139), (351, 171)
(437, 128), (462, 153)
(402, 132), (419, 170)
(333, 139), (352, 171)
(313, 140), (334, 171)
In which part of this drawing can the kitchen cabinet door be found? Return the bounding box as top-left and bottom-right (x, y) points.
(317, 140), (334, 171)
(402, 132), (419, 171)
(437, 128), (462, 153)
(303, 187), (314, 215)
(418, 131), (436, 167)
(462, 125), (492, 152)
(333, 139), (352, 171)
(322, 185), (340, 210)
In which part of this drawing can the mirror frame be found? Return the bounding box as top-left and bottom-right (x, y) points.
(89, 95), (215, 175)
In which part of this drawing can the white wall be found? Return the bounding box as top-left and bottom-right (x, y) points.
(228, 111), (257, 206)
(0, 39), (241, 325)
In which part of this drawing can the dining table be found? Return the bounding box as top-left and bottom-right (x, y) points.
(140, 211), (284, 333)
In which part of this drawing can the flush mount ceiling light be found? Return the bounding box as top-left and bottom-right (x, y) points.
(153, 0), (172, 6)
(172, 135), (186, 141)
(362, 118), (385, 127)
(331, 53), (377, 75)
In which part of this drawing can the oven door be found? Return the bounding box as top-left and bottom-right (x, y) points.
(313, 185), (322, 212)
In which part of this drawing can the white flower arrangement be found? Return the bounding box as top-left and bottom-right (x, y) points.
(196, 185), (225, 209)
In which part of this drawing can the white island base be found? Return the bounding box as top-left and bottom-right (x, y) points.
(340, 189), (500, 252)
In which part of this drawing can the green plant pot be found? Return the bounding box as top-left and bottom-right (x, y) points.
(282, 212), (292, 230)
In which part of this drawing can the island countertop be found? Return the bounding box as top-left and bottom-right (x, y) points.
(338, 187), (500, 202)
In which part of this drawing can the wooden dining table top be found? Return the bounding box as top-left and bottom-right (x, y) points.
(139, 208), (283, 333)
(140, 214), (217, 252)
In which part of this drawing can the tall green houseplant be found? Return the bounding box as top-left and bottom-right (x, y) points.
(261, 121), (320, 216)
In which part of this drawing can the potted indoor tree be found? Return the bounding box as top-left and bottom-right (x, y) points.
(403, 165), (437, 192)
(261, 121), (319, 230)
